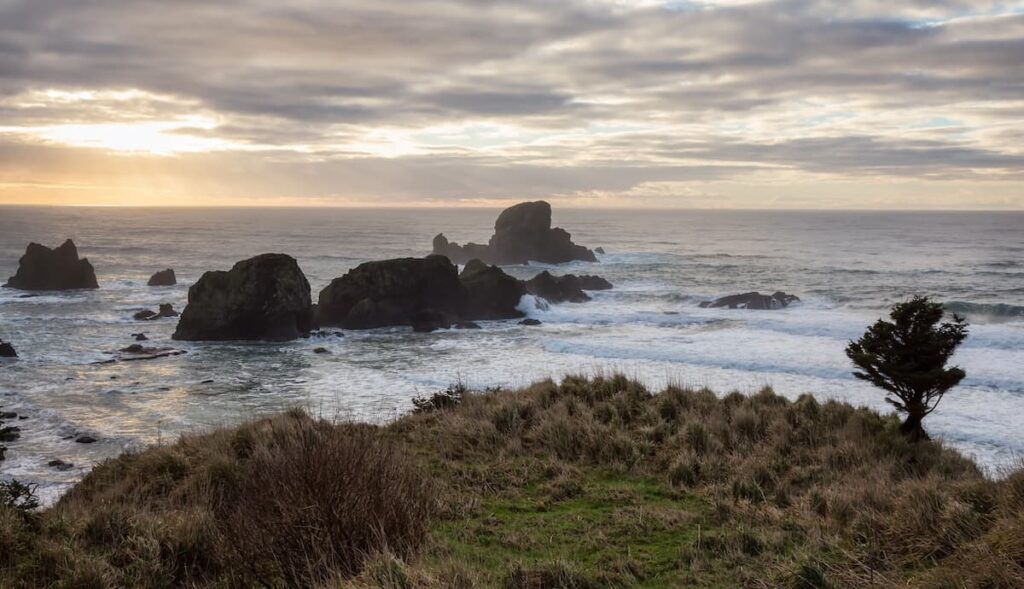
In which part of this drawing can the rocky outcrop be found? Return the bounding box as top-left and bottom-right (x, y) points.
(699, 291), (800, 310)
(173, 253), (313, 341)
(433, 201), (596, 265)
(317, 255), (464, 330)
(0, 340), (16, 358)
(133, 303), (178, 321)
(3, 239), (99, 290)
(147, 269), (176, 286)
(525, 271), (589, 303)
(576, 275), (614, 291)
(459, 259), (526, 320)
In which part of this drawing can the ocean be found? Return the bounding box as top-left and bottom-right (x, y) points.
(1, 206), (1022, 503)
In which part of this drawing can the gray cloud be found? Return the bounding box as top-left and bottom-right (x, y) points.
(0, 0), (1022, 206)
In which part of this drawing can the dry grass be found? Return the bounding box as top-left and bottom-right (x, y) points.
(1, 411), (435, 588)
(2, 374), (1022, 588)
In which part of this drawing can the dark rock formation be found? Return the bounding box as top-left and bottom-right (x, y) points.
(75, 435), (97, 444)
(132, 333), (148, 341)
(576, 275), (613, 291)
(0, 340), (16, 358)
(173, 253), (313, 341)
(313, 347), (330, 354)
(317, 255), (464, 330)
(147, 268), (176, 286)
(525, 271), (590, 304)
(3, 239), (98, 290)
(456, 321), (482, 329)
(595, 247), (606, 255)
(699, 291), (801, 310)
(433, 201), (596, 265)
(133, 303), (178, 321)
(411, 309), (452, 333)
(459, 259), (526, 320)
(519, 318), (543, 326)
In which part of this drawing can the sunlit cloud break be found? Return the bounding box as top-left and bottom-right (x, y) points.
(0, 0), (1022, 208)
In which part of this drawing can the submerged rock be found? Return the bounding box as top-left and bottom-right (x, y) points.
(433, 201), (596, 265)
(75, 435), (97, 444)
(313, 347), (330, 354)
(456, 321), (482, 329)
(147, 268), (176, 286)
(115, 344), (187, 362)
(459, 259), (526, 320)
(519, 318), (543, 326)
(0, 340), (16, 358)
(317, 255), (464, 330)
(699, 291), (800, 310)
(131, 333), (148, 341)
(595, 247), (606, 255)
(3, 239), (99, 291)
(173, 253), (314, 341)
(48, 459), (74, 471)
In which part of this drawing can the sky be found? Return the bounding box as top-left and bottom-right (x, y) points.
(1, 0), (1023, 209)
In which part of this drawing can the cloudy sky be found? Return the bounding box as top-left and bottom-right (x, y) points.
(1, 0), (1023, 208)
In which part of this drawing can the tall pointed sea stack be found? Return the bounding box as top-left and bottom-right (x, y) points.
(433, 201), (596, 265)
(3, 239), (99, 290)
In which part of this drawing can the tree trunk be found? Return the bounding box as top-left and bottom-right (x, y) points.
(899, 412), (930, 442)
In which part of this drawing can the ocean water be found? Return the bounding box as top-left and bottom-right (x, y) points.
(0, 207), (1022, 503)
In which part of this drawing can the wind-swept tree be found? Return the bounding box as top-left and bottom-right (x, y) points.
(845, 296), (968, 441)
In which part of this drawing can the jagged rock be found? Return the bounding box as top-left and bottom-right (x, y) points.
(433, 201), (596, 265)
(147, 269), (176, 286)
(3, 239), (99, 290)
(0, 340), (16, 358)
(525, 271), (590, 304)
(459, 259), (526, 320)
(699, 291), (801, 310)
(519, 318), (543, 326)
(173, 253), (314, 341)
(317, 255), (464, 330)
(133, 303), (178, 321)
(576, 275), (613, 291)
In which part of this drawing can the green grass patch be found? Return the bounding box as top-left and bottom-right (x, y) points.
(430, 466), (736, 588)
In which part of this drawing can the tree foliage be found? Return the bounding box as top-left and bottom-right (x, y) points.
(845, 296), (968, 440)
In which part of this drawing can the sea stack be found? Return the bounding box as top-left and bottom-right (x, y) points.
(433, 201), (597, 265)
(0, 340), (16, 358)
(147, 268), (176, 286)
(3, 239), (99, 290)
(317, 255), (465, 329)
(173, 253), (314, 341)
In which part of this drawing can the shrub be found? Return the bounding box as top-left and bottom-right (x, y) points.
(412, 383), (467, 413)
(215, 419), (436, 586)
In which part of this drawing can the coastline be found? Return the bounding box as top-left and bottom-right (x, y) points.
(3, 374), (1021, 588)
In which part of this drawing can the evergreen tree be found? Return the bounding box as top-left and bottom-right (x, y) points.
(846, 296), (968, 441)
